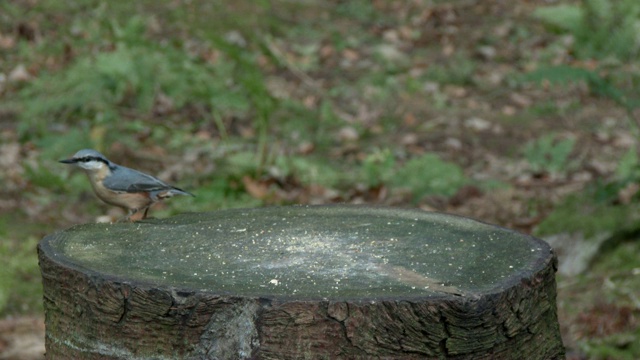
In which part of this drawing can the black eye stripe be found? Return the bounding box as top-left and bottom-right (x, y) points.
(78, 156), (107, 163)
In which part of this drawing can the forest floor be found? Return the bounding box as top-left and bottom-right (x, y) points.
(1, 0), (639, 358)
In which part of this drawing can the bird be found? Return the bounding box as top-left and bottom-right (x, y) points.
(60, 149), (194, 221)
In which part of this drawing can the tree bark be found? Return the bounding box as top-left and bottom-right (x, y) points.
(39, 205), (565, 359)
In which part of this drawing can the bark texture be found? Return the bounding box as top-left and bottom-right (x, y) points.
(39, 206), (564, 359)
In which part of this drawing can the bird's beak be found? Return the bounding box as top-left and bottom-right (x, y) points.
(59, 158), (77, 164)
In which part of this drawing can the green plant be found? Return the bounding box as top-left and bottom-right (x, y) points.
(518, 65), (631, 106)
(275, 155), (342, 188)
(522, 42), (640, 178)
(190, 177), (263, 211)
(519, 64), (640, 141)
(205, 34), (278, 173)
(533, 0), (640, 61)
(522, 133), (576, 175)
(590, 145), (640, 204)
(335, 0), (378, 23)
(535, 192), (638, 237)
(424, 54), (477, 86)
(0, 233), (42, 316)
(361, 148), (396, 187)
(17, 16), (252, 147)
(616, 147), (640, 182)
(392, 153), (467, 200)
(575, 241), (640, 359)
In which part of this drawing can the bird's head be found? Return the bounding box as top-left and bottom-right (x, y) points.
(59, 149), (110, 171)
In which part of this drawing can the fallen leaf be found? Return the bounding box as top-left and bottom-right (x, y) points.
(242, 176), (270, 200)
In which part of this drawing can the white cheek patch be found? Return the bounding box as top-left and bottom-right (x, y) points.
(78, 160), (105, 170)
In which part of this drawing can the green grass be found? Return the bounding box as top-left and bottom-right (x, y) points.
(535, 192), (640, 238)
(533, 0), (640, 61)
(392, 153), (468, 201)
(0, 215), (47, 317)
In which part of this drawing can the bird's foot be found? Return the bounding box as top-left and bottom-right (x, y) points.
(115, 215), (134, 223)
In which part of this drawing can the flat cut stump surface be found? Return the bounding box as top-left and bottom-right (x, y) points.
(39, 205), (564, 359)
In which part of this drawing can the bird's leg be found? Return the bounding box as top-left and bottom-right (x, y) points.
(142, 206), (150, 219)
(116, 210), (134, 223)
(116, 207), (149, 222)
(128, 208), (147, 222)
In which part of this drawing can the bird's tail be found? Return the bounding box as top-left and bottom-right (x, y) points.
(170, 187), (195, 197)
(154, 187), (195, 200)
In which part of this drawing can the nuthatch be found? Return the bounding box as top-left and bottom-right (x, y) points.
(60, 149), (194, 221)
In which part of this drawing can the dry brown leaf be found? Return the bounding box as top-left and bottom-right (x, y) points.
(242, 176), (270, 200)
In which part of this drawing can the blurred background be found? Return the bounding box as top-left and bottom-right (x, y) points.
(1, 0), (639, 358)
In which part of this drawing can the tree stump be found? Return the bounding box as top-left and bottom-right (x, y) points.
(38, 205), (564, 359)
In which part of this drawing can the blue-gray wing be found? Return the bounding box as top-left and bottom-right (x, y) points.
(103, 167), (172, 193)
